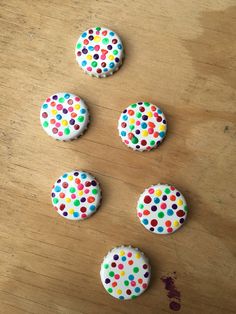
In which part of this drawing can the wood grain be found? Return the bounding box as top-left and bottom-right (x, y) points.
(0, 0), (236, 313)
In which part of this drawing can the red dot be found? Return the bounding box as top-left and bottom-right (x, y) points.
(128, 109), (134, 115)
(165, 220), (171, 227)
(112, 282), (117, 287)
(111, 262), (116, 267)
(128, 260), (133, 265)
(177, 210), (185, 217)
(144, 195), (152, 204)
(62, 182), (68, 188)
(151, 219), (158, 227)
(151, 106), (156, 111)
(59, 204), (65, 211)
(143, 210), (150, 216)
(80, 207), (87, 213)
(167, 227), (173, 233)
(142, 283), (148, 289)
(157, 116), (162, 122)
(59, 192), (65, 198)
(97, 68), (102, 73)
(160, 203), (167, 209)
(141, 140), (147, 146)
(126, 289), (131, 295)
(138, 278), (143, 284)
(139, 106), (145, 112)
(121, 122), (126, 128)
(170, 195), (176, 201)
(85, 181), (91, 187)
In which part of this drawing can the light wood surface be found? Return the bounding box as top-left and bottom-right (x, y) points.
(0, 0), (236, 313)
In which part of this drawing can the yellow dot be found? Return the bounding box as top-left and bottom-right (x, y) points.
(65, 198), (71, 203)
(129, 118), (135, 124)
(120, 250), (125, 256)
(178, 199), (183, 206)
(68, 208), (74, 214)
(86, 54), (92, 60)
(62, 120), (68, 126)
(108, 55), (114, 60)
(75, 104), (80, 110)
(51, 109), (57, 115)
(155, 189), (162, 196)
(173, 220), (179, 227)
(94, 36), (101, 42)
(142, 130), (148, 137)
(68, 175), (73, 181)
(147, 111), (153, 118)
(135, 252), (141, 259)
(120, 271), (125, 276)
(117, 289), (122, 295)
(78, 190), (83, 196)
(159, 125), (166, 131)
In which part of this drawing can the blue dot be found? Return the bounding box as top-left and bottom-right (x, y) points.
(88, 46), (94, 51)
(104, 68), (108, 72)
(73, 212), (79, 217)
(81, 173), (87, 179)
(142, 219), (148, 225)
(128, 274), (134, 281)
(123, 115), (128, 121)
(154, 197), (160, 204)
(121, 131), (126, 137)
(64, 93), (70, 99)
(80, 108), (86, 114)
(121, 256), (126, 261)
(62, 173), (68, 178)
(159, 132), (165, 138)
(109, 31), (115, 36)
(167, 209), (174, 216)
(141, 122), (147, 129)
(82, 32), (87, 38)
(43, 104), (48, 109)
(135, 287), (140, 293)
(109, 62), (115, 68)
(56, 114), (62, 120)
(158, 226), (164, 233)
(119, 296), (124, 300)
(158, 109), (162, 114)
(118, 44), (122, 49)
(82, 60), (87, 66)
(54, 186), (61, 192)
(90, 205), (96, 211)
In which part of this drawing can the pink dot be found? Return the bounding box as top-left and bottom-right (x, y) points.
(138, 212), (142, 217)
(148, 188), (154, 194)
(68, 99), (73, 105)
(101, 54), (106, 60)
(124, 140), (129, 144)
(58, 131), (63, 136)
(96, 30), (100, 35)
(56, 104), (63, 110)
(87, 66), (92, 72)
(127, 252), (132, 258)
(114, 274), (120, 280)
(84, 189), (89, 194)
(55, 122), (61, 127)
(68, 106), (73, 112)
(78, 184), (84, 190)
(71, 194), (76, 199)
(154, 112), (158, 117)
(118, 264), (124, 270)
(46, 98), (50, 102)
(161, 203), (167, 209)
(142, 283), (147, 289)
(81, 214), (87, 219)
(131, 281), (136, 287)
(136, 121), (141, 126)
(148, 128), (154, 134)
(75, 97), (80, 101)
(94, 45), (100, 51)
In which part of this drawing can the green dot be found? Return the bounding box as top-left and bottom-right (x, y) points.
(96, 27), (101, 31)
(144, 102), (150, 107)
(109, 271), (114, 277)
(107, 288), (113, 293)
(64, 128), (70, 135)
(104, 264), (109, 269)
(165, 188), (171, 194)
(130, 125), (135, 131)
(113, 49), (118, 55)
(70, 187), (76, 193)
(131, 295), (137, 299)
(59, 97), (65, 103)
(124, 280), (129, 286)
(184, 205), (188, 212)
(131, 136), (139, 144)
(92, 189), (98, 195)
(43, 121), (48, 128)
(150, 140), (155, 146)
(136, 112), (142, 118)
(158, 212), (165, 218)
(78, 116), (84, 122)
(53, 198), (59, 204)
(91, 61), (97, 67)
(74, 199), (80, 206)
(77, 42), (82, 49)
(102, 38), (109, 44)
(139, 204), (144, 209)
(133, 267), (139, 273)
(131, 103), (137, 108)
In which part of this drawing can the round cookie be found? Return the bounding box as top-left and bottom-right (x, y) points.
(75, 27), (124, 78)
(137, 184), (188, 234)
(100, 246), (151, 300)
(118, 102), (167, 151)
(51, 170), (101, 220)
(40, 92), (89, 141)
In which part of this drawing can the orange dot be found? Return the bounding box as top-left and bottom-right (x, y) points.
(87, 196), (95, 203)
(128, 109), (134, 116)
(71, 112), (77, 118)
(50, 119), (56, 124)
(153, 132), (159, 138)
(138, 278), (143, 284)
(170, 195), (176, 201)
(165, 220), (171, 227)
(128, 260), (133, 265)
(59, 192), (65, 198)
(143, 210), (150, 216)
(112, 282), (117, 287)
(75, 178), (81, 184)
(50, 101), (56, 107)
(148, 122), (155, 128)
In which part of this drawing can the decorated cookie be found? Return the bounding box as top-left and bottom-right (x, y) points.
(51, 170), (101, 220)
(40, 92), (89, 141)
(118, 102), (167, 151)
(75, 27), (124, 78)
(100, 246), (151, 300)
(137, 184), (188, 234)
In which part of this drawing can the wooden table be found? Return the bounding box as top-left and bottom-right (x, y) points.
(0, 1), (235, 313)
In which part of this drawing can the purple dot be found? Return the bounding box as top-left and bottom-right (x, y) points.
(74, 172), (79, 176)
(113, 254), (119, 260)
(93, 54), (99, 60)
(170, 301), (181, 311)
(136, 145), (140, 149)
(63, 108), (68, 114)
(69, 119), (75, 125)
(123, 109), (127, 113)
(63, 212), (68, 216)
(144, 272), (149, 278)
(81, 197), (86, 202)
(151, 205), (157, 211)
(82, 48), (88, 54)
(105, 278), (110, 284)
(107, 45), (112, 50)
(57, 179), (61, 183)
(176, 192), (180, 197)
(163, 120), (166, 124)
(52, 95), (58, 100)
(142, 115), (148, 121)
(88, 35), (94, 40)
(162, 195), (167, 201)
(115, 57), (120, 62)
(180, 218), (185, 224)
(91, 180), (97, 186)
(150, 227), (154, 232)
(51, 193), (55, 197)
(138, 102), (143, 105)
(135, 130), (140, 135)
(172, 204), (177, 209)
